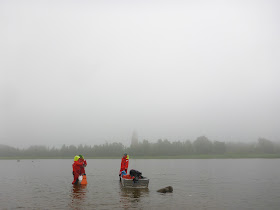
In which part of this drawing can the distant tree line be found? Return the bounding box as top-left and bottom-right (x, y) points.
(0, 136), (279, 158)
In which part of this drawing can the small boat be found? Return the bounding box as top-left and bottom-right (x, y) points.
(120, 169), (149, 188)
(121, 175), (149, 188)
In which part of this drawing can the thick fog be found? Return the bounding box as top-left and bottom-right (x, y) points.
(0, 0), (279, 147)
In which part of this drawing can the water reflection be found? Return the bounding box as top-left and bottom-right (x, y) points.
(70, 184), (87, 208)
(119, 182), (149, 209)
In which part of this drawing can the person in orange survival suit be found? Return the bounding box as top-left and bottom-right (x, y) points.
(119, 153), (129, 176)
(79, 154), (87, 175)
(72, 155), (84, 184)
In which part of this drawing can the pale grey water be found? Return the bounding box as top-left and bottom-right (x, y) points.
(0, 159), (280, 209)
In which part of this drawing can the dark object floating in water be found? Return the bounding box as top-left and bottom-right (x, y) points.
(157, 186), (173, 193)
(17, 160), (20, 162)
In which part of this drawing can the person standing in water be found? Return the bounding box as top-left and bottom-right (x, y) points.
(79, 154), (87, 175)
(119, 153), (129, 176)
(72, 155), (84, 184)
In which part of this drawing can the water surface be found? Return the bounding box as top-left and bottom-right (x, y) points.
(1, 159), (280, 209)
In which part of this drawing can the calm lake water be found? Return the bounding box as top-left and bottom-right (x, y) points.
(1, 159), (280, 209)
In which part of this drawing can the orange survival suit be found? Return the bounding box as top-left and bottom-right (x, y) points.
(119, 154), (129, 175)
(80, 159), (87, 175)
(72, 157), (84, 184)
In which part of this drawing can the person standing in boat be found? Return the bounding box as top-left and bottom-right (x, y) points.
(119, 153), (129, 176)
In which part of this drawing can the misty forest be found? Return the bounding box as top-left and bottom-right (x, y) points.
(1, 136), (279, 158)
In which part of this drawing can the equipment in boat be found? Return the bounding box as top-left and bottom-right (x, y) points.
(120, 169), (149, 188)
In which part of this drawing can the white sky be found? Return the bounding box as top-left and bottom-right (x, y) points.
(0, 0), (279, 147)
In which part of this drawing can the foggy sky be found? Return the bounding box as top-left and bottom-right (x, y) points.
(1, 0), (279, 147)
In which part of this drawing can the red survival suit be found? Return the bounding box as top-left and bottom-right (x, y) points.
(119, 154), (129, 175)
(80, 159), (87, 175)
(72, 159), (84, 184)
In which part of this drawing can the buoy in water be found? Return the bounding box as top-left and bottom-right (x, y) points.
(81, 174), (87, 185)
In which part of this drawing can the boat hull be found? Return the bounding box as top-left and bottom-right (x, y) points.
(121, 177), (149, 188)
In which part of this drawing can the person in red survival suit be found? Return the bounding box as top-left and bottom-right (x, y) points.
(72, 156), (84, 184)
(119, 153), (129, 176)
(79, 154), (87, 175)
